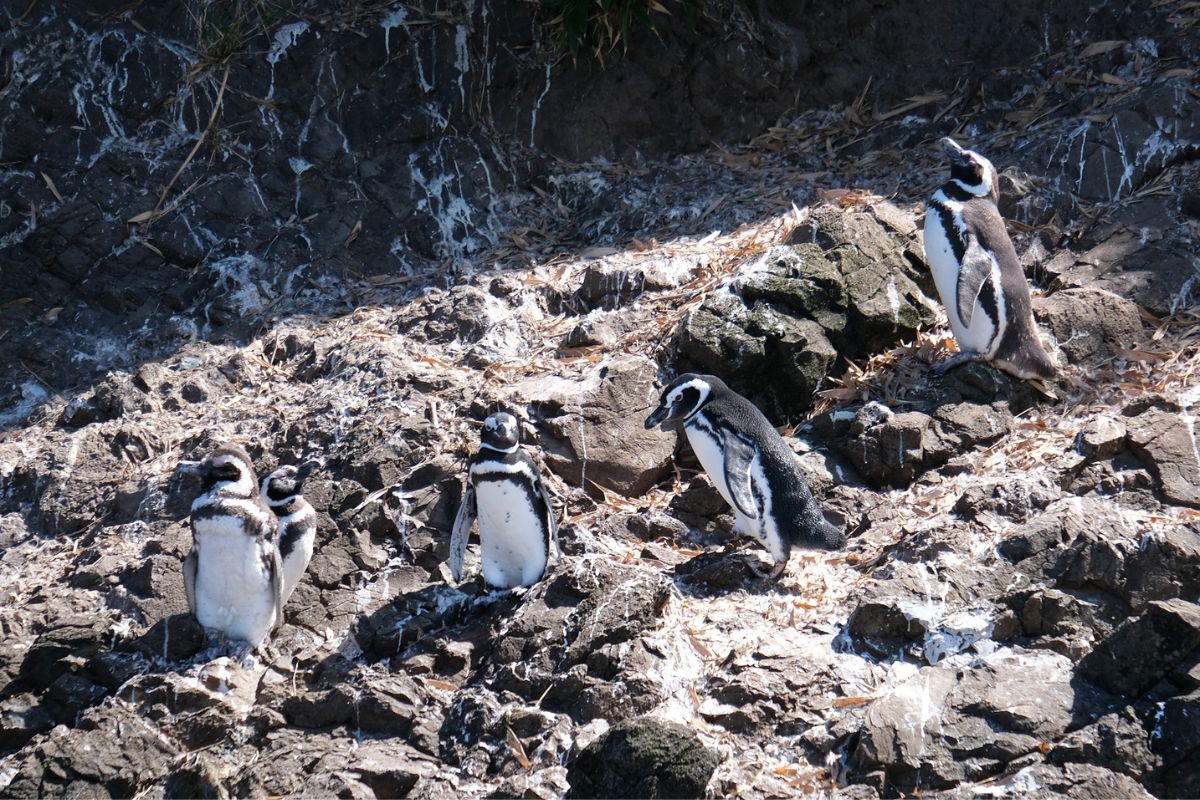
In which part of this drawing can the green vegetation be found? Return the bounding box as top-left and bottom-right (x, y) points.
(537, 0), (701, 57)
(188, 0), (285, 64)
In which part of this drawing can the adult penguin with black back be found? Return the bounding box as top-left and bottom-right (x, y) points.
(645, 374), (844, 579)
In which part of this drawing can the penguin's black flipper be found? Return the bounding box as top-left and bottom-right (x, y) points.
(266, 545), (284, 631)
(538, 479), (560, 562)
(956, 240), (995, 330)
(450, 484), (476, 582)
(720, 431), (760, 520)
(182, 547), (198, 616)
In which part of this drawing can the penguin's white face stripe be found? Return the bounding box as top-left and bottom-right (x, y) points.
(667, 377), (711, 421)
(480, 441), (519, 454)
(470, 459), (538, 482)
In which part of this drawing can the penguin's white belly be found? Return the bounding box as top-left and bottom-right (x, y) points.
(475, 480), (546, 589)
(685, 424), (737, 509)
(279, 527), (315, 606)
(193, 518), (277, 646)
(686, 423), (785, 563)
(924, 212), (997, 355)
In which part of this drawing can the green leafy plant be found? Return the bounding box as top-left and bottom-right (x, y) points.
(537, 0), (700, 57)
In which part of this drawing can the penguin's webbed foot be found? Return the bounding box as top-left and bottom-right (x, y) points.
(931, 351), (984, 376)
(749, 560), (788, 581)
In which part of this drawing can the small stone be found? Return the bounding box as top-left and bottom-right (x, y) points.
(1078, 417), (1128, 459)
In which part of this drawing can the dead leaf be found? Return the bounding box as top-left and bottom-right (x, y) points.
(1098, 72), (1134, 86)
(1080, 40), (1125, 58)
(505, 726), (531, 770)
(42, 306), (63, 324)
(344, 219), (362, 248)
(832, 696), (873, 708)
(127, 210), (157, 224)
(40, 172), (64, 203)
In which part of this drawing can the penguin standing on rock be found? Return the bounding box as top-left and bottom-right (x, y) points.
(645, 374), (844, 579)
(260, 463), (317, 608)
(450, 412), (559, 590)
(923, 137), (1057, 380)
(184, 445), (283, 651)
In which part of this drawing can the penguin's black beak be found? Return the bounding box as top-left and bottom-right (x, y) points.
(644, 404), (669, 430)
(939, 137), (968, 161)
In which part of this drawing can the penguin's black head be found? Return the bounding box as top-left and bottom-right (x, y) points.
(200, 445), (256, 496)
(645, 373), (715, 430)
(480, 412), (520, 453)
(940, 137), (999, 202)
(261, 462), (313, 506)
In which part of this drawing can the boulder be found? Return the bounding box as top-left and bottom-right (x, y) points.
(1125, 407), (1200, 508)
(505, 356), (675, 497)
(676, 205), (937, 419)
(566, 717), (720, 799)
(1078, 599), (1200, 698)
(1033, 288), (1145, 364)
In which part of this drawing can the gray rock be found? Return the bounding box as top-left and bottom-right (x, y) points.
(1049, 709), (1161, 781)
(1079, 599), (1200, 698)
(566, 717), (720, 799)
(507, 356), (675, 497)
(1125, 407), (1200, 508)
(852, 651), (1079, 791)
(1077, 417), (1128, 459)
(1033, 288), (1145, 364)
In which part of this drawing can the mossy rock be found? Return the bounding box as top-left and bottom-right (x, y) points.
(566, 717), (720, 799)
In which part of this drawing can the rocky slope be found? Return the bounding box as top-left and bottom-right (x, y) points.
(3, 1), (1200, 798)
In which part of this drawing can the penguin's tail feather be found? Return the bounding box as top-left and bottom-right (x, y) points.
(796, 509), (845, 550)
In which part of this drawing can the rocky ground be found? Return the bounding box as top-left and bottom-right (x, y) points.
(3, 1), (1200, 798)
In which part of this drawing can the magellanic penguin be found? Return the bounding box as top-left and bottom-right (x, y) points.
(184, 445), (283, 649)
(450, 412), (559, 590)
(645, 374), (844, 579)
(923, 137), (1057, 380)
(260, 463), (317, 608)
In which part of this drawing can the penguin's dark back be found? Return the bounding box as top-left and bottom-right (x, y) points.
(701, 382), (825, 518)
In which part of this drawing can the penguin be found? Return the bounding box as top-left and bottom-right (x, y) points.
(183, 445), (283, 650)
(260, 463), (317, 608)
(645, 374), (843, 579)
(923, 137), (1057, 380)
(450, 411), (559, 590)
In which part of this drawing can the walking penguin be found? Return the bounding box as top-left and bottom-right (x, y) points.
(645, 374), (844, 579)
(923, 137), (1057, 380)
(184, 445), (283, 650)
(450, 411), (559, 589)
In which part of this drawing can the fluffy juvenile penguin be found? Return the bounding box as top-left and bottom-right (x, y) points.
(450, 411), (559, 590)
(645, 374), (844, 579)
(260, 463), (317, 607)
(184, 445), (282, 649)
(923, 137), (1057, 380)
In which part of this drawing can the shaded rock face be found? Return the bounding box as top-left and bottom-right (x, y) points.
(678, 204), (936, 419)
(566, 717), (720, 799)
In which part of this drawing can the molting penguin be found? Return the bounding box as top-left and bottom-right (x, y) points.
(450, 412), (559, 590)
(184, 445), (283, 649)
(645, 374), (844, 579)
(923, 137), (1057, 380)
(260, 463), (317, 608)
